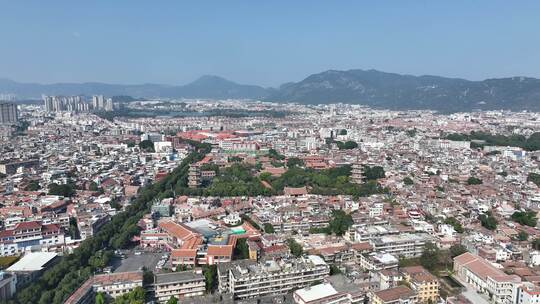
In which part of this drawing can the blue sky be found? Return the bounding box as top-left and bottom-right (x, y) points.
(1, 1), (539, 87)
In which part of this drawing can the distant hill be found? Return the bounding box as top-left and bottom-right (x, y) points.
(0, 75), (270, 100)
(265, 69), (540, 112)
(3, 69), (540, 112)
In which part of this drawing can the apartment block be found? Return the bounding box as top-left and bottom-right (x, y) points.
(221, 255), (330, 300)
(154, 271), (205, 303)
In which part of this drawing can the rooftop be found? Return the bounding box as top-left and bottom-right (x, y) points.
(154, 271), (204, 285)
(7, 252), (58, 272)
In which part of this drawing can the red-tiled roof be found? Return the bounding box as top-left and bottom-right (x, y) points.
(14, 221), (42, 231)
(207, 245), (233, 257)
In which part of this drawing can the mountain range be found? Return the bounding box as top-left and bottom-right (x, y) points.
(2, 69), (540, 112)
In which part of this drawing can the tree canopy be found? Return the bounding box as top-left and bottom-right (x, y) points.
(48, 183), (76, 197)
(528, 172), (540, 187)
(233, 238), (249, 260)
(202, 265), (217, 293)
(444, 217), (464, 233)
(467, 176), (483, 185)
(511, 210), (537, 227)
(336, 140), (358, 150)
(449, 244), (468, 258)
(403, 177), (414, 185)
(287, 239), (303, 257)
(363, 166), (385, 181)
(327, 210), (354, 236)
(263, 223), (275, 233)
(420, 242), (440, 271)
(268, 148), (285, 160)
(286, 157), (304, 168)
(167, 297), (179, 304)
(446, 131), (540, 151)
(138, 139), (155, 152)
(112, 286), (145, 304)
(479, 212), (497, 230)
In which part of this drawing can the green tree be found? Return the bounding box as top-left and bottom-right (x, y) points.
(467, 176), (483, 185)
(479, 212), (497, 230)
(138, 139), (155, 152)
(68, 217), (80, 239)
(202, 265), (217, 293)
(228, 156), (242, 162)
(363, 166), (385, 181)
(25, 180), (40, 191)
(263, 223), (275, 233)
(329, 264), (342, 275)
(268, 149), (285, 160)
(403, 177), (414, 185)
(112, 286), (145, 304)
(167, 296), (179, 304)
(89, 181), (99, 192)
(233, 238), (249, 260)
(449, 244), (468, 258)
(528, 172), (540, 186)
(420, 242), (440, 271)
(511, 210), (537, 227)
(287, 157), (304, 168)
(95, 292), (106, 304)
(518, 230), (529, 241)
(444, 217), (464, 233)
(287, 239), (303, 257)
(143, 269), (154, 285)
(48, 183), (76, 197)
(259, 172), (272, 181)
(328, 210), (353, 236)
(336, 140), (358, 150)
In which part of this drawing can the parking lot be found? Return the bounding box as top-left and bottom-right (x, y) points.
(112, 251), (163, 273)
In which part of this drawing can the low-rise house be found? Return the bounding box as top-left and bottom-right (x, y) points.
(370, 286), (417, 304)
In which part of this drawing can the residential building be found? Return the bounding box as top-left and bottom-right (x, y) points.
(401, 266), (439, 304)
(0, 103), (18, 125)
(370, 286), (417, 304)
(222, 255), (330, 300)
(92, 271), (143, 299)
(0, 221), (65, 256)
(369, 234), (430, 258)
(154, 271), (205, 303)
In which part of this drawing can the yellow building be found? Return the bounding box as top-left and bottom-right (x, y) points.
(401, 266), (439, 303)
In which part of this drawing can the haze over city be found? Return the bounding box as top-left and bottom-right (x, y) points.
(1, 1), (540, 86)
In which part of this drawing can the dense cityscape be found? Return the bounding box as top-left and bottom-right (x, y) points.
(1, 96), (540, 304)
(3, 1), (540, 304)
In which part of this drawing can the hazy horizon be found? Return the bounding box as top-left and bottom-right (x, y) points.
(1, 1), (540, 87)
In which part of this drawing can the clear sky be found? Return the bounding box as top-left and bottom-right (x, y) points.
(1, 1), (539, 87)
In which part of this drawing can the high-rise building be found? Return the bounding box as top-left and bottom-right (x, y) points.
(92, 95), (106, 110)
(43, 95), (88, 113)
(0, 102), (18, 125)
(105, 98), (114, 111)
